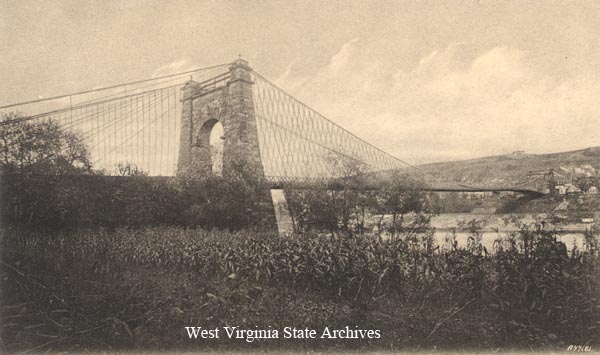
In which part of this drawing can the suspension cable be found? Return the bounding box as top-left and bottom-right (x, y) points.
(251, 70), (422, 173)
(0, 62), (233, 110)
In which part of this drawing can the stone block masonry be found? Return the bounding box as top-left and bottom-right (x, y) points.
(176, 58), (283, 234)
(177, 59), (264, 178)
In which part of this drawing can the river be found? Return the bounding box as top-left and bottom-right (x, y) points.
(367, 213), (596, 253)
(429, 213), (594, 252)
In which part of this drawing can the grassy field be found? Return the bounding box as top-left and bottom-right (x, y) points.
(0, 226), (599, 353)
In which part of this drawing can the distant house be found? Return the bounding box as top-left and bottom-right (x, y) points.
(565, 183), (582, 194)
(556, 185), (567, 195)
(587, 186), (598, 194)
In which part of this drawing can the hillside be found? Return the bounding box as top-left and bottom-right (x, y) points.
(417, 146), (600, 186)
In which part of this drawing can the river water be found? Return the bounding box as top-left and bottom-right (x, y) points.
(429, 214), (594, 252)
(369, 213), (596, 253)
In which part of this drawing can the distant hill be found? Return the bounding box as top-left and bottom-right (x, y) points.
(417, 147), (600, 186)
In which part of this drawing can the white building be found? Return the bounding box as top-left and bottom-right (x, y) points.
(565, 183), (581, 194)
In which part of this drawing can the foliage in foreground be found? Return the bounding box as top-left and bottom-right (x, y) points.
(0, 118), (274, 231)
(0, 226), (598, 353)
(0, 174), (274, 230)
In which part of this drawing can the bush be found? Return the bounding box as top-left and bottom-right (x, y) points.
(284, 171), (429, 237)
(1, 174), (273, 231)
(0, 117), (273, 231)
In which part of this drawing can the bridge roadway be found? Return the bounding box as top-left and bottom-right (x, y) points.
(422, 185), (545, 197)
(0, 173), (545, 198)
(266, 176), (546, 197)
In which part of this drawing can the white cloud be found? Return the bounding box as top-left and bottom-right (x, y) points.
(274, 40), (600, 164)
(274, 58), (309, 92)
(151, 58), (198, 78)
(325, 37), (361, 75)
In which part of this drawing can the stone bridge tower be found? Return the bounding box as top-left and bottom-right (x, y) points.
(177, 59), (264, 178)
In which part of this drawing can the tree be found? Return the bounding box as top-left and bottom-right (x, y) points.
(0, 113), (92, 175)
(371, 172), (429, 240)
(0, 114), (93, 228)
(328, 156), (370, 235)
(284, 155), (430, 238)
(284, 155), (371, 235)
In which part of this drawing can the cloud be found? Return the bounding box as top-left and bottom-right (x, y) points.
(274, 58), (309, 92)
(325, 37), (361, 75)
(151, 58), (198, 78)
(274, 40), (600, 164)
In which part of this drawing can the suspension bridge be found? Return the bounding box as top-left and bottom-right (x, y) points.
(0, 58), (547, 197)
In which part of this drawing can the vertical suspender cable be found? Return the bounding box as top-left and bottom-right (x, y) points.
(91, 104), (96, 160)
(135, 96), (139, 170)
(97, 103), (102, 164)
(165, 89), (170, 175)
(120, 98), (126, 165)
(101, 102), (105, 165)
(172, 88), (176, 175)
(153, 91), (158, 174)
(160, 90), (164, 175)
(141, 93), (145, 171)
(113, 101), (118, 169)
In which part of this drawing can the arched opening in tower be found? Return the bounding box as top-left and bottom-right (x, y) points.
(209, 121), (224, 176)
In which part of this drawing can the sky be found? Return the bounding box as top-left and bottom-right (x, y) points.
(1, 0), (599, 164)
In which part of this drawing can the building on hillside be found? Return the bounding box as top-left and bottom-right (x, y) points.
(565, 183), (582, 194)
(587, 186), (598, 194)
(556, 185), (567, 195)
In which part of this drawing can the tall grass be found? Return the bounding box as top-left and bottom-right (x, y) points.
(0, 226), (598, 352)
